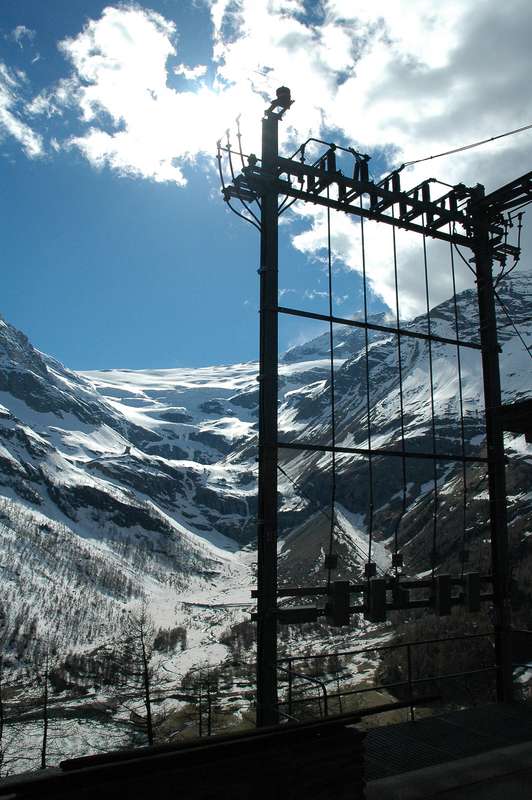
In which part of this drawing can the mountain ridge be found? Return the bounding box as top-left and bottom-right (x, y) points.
(0, 274), (530, 680)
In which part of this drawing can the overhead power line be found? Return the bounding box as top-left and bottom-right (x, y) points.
(401, 122), (532, 168)
(494, 289), (532, 362)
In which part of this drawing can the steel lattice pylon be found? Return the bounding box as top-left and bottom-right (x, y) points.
(218, 87), (530, 726)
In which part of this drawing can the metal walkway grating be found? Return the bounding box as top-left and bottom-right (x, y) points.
(365, 703), (532, 781)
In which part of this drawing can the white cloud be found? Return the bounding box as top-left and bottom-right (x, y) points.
(303, 289), (328, 301)
(207, 0), (532, 311)
(13, 2), (532, 189)
(174, 63), (207, 80)
(15, 0), (532, 314)
(0, 63), (43, 157)
(10, 25), (36, 48)
(290, 201), (476, 320)
(49, 5), (271, 183)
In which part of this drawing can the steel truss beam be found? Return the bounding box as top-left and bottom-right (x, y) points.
(277, 440), (488, 465)
(479, 170), (532, 215)
(277, 305), (484, 351)
(226, 167), (472, 247)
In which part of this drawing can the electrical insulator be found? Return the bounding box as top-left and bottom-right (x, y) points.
(464, 572), (481, 613)
(326, 580), (351, 627)
(434, 574), (451, 616)
(392, 580), (409, 607)
(353, 156), (369, 183)
(367, 577), (386, 622)
(324, 553), (338, 570)
(326, 149), (337, 173)
(364, 561), (377, 578)
(392, 552), (404, 569)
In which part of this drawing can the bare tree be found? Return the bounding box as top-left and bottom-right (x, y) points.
(32, 647), (53, 770)
(0, 656), (6, 776)
(113, 605), (160, 745)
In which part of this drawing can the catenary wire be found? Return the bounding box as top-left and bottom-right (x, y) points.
(494, 289), (532, 360)
(401, 122), (532, 168)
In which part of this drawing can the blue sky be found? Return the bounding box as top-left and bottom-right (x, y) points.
(0, 1), (531, 369)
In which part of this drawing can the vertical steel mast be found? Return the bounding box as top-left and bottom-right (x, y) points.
(218, 95), (527, 722)
(471, 187), (513, 702)
(256, 88), (291, 726)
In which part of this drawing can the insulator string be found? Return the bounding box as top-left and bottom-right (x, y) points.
(235, 115), (246, 171)
(226, 129), (236, 184)
(422, 218), (439, 580)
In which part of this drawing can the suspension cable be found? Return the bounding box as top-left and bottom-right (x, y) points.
(449, 224), (469, 580)
(360, 215), (375, 575)
(422, 218), (439, 579)
(326, 192), (337, 589)
(392, 214), (407, 575)
(401, 121), (532, 168)
(494, 288), (532, 361)
(277, 463), (386, 576)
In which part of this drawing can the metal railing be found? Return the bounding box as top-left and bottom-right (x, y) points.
(277, 663), (329, 719)
(277, 631), (497, 722)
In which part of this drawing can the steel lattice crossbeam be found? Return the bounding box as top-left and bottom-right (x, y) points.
(227, 159), (471, 246)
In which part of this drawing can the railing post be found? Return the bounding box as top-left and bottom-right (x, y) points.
(198, 685), (203, 737)
(207, 685), (212, 736)
(336, 654), (343, 715)
(288, 659), (293, 719)
(407, 643), (415, 722)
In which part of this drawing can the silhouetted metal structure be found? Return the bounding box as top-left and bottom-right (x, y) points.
(0, 714), (366, 799)
(218, 88), (531, 726)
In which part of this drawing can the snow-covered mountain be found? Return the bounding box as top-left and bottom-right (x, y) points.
(0, 274), (530, 680)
